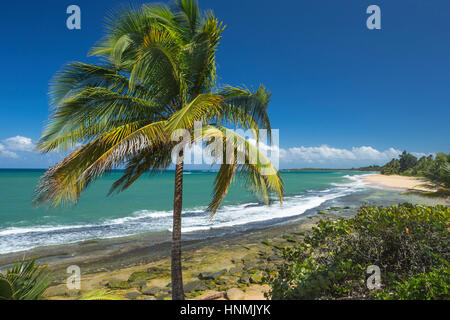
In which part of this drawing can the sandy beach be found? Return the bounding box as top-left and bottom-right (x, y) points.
(364, 174), (437, 192)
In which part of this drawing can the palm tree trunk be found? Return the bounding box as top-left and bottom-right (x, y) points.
(171, 151), (185, 300)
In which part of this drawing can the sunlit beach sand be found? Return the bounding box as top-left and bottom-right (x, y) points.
(364, 174), (437, 192)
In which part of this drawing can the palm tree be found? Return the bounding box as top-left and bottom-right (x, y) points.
(34, 0), (283, 300)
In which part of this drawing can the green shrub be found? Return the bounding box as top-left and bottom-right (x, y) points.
(0, 258), (50, 300)
(268, 204), (449, 300)
(381, 159), (400, 175)
(376, 263), (449, 300)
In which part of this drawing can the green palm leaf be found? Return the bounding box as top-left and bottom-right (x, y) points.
(0, 258), (50, 300)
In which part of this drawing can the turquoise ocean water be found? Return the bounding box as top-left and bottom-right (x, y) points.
(0, 169), (372, 254)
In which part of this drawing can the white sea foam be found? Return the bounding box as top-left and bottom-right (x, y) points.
(0, 174), (368, 254)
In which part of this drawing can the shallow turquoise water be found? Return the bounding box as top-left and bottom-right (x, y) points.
(0, 169), (370, 253)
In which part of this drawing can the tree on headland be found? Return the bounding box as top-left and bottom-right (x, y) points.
(399, 150), (418, 173)
(381, 158), (400, 175)
(33, 0), (283, 300)
(426, 152), (450, 188)
(381, 151), (418, 175)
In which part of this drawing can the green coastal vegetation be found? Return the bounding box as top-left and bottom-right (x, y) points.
(269, 203), (449, 300)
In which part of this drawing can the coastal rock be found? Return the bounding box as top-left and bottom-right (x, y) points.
(156, 293), (171, 300)
(267, 254), (280, 262)
(130, 280), (147, 288)
(107, 280), (131, 290)
(126, 291), (141, 299)
(228, 267), (243, 275)
(226, 288), (245, 300)
(273, 243), (285, 250)
(238, 274), (250, 284)
(250, 273), (264, 284)
(206, 282), (216, 290)
(198, 269), (227, 280)
(244, 264), (259, 273)
(146, 266), (170, 277)
(242, 253), (259, 265)
(262, 263), (274, 272)
(44, 284), (79, 297)
(184, 280), (208, 293)
(141, 286), (163, 296)
(146, 266), (160, 273)
(258, 250), (269, 257)
(128, 271), (152, 282)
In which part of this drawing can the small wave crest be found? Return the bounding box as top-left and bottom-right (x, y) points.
(0, 174), (368, 254)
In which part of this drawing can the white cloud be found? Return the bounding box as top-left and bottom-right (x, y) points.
(237, 137), (412, 168)
(3, 136), (36, 152)
(0, 136), (36, 159)
(0, 143), (18, 158)
(280, 145), (402, 164)
(411, 152), (428, 158)
(0, 132), (430, 170)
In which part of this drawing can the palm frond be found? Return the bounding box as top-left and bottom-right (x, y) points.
(166, 93), (223, 131)
(174, 0), (201, 38)
(35, 121), (167, 206)
(79, 289), (122, 300)
(1, 258), (50, 300)
(200, 125), (283, 215)
(39, 87), (166, 153)
(128, 25), (181, 96)
(182, 12), (225, 96)
(109, 142), (174, 194)
(219, 85), (272, 140)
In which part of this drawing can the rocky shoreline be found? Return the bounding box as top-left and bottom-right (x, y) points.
(41, 206), (356, 300)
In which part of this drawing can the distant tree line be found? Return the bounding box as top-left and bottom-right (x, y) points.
(355, 165), (382, 171)
(381, 151), (450, 188)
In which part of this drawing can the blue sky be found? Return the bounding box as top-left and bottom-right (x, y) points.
(0, 0), (449, 168)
